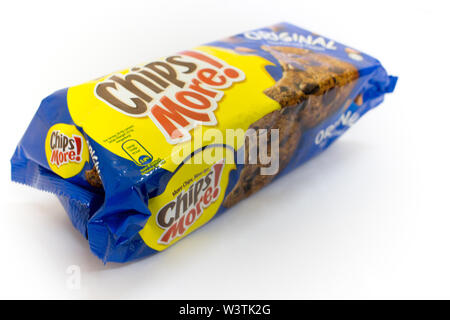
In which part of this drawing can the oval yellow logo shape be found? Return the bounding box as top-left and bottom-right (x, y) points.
(45, 124), (89, 178)
(140, 146), (236, 251)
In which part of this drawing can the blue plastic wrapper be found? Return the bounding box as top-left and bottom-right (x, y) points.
(11, 23), (397, 263)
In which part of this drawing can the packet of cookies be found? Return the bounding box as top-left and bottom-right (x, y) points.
(11, 22), (397, 263)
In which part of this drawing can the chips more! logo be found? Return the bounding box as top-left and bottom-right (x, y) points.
(95, 50), (245, 144)
(45, 124), (89, 178)
(49, 131), (83, 167)
(139, 146), (236, 251)
(156, 160), (225, 244)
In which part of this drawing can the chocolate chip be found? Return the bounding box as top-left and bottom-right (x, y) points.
(300, 82), (320, 95)
(331, 76), (337, 85)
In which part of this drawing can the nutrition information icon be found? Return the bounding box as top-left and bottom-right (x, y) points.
(122, 139), (153, 167)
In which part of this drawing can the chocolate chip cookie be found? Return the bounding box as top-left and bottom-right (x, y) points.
(263, 45), (359, 128)
(223, 102), (303, 207)
(85, 167), (102, 188)
(223, 45), (358, 207)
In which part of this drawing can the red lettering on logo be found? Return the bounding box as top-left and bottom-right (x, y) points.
(157, 160), (225, 244)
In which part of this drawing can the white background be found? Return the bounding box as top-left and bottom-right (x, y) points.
(1, 0), (449, 299)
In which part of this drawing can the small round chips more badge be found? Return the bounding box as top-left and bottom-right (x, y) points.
(45, 124), (89, 178)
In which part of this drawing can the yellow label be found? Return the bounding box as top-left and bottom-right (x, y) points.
(139, 146), (235, 250)
(67, 46), (279, 173)
(45, 124), (89, 178)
